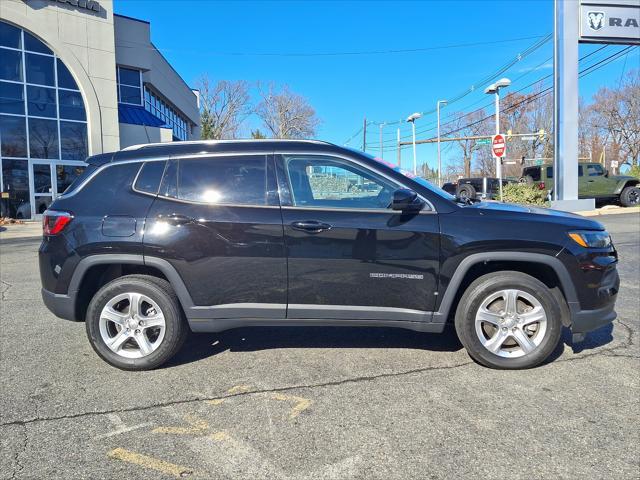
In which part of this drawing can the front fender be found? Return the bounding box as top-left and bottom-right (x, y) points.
(432, 251), (579, 324)
(614, 178), (639, 194)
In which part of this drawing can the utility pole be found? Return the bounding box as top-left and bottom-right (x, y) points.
(397, 128), (401, 167)
(379, 123), (384, 160)
(362, 117), (367, 152)
(437, 100), (447, 186)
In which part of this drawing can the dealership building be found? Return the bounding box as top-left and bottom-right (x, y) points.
(0, 0), (200, 219)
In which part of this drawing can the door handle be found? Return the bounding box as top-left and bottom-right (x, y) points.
(157, 214), (193, 225)
(290, 220), (332, 233)
(588, 180), (595, 183)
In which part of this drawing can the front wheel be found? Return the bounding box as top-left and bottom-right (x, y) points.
(454, 271), (563, 369)
(86, 275), (188, 370)
(620, 186), (640, 207)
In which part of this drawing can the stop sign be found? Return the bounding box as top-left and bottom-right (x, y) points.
(492, 134), (506, 158)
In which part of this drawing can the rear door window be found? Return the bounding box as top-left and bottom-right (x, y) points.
(173, 155), (267, 205)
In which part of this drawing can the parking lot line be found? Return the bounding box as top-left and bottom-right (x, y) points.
(152, 415), (209, 435)
(107, 447), (194, 478)
(271, 392), (312, 419)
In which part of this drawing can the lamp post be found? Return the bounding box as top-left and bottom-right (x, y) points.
(436, 100), (447, 186)
(406, 112), (422, 175)
(484, 77), (511, 201)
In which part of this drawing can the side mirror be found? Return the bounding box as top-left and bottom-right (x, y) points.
(391, 188), (424, 212)
(604, 169), (609, 177)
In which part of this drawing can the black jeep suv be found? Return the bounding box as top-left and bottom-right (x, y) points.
(39, 140), (619, 370)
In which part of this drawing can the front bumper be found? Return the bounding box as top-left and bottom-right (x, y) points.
(41, 288), (76, 321)
(570, 267), (619, 335)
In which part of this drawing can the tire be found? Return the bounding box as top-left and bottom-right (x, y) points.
(619, 186), (640, 207)
(456, 184), (476, 201)
(519, 175), (534, 185)
(85, 275), (188, 370)
(454, 271), (563, 369)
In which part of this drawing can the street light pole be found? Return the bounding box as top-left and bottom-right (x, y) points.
(436, 100), (447, 186)
(484, 78), (511, 201)
(406, 112), (422, 175)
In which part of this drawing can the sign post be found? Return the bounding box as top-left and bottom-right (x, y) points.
(552, 0), (639, 212)
(492, 134), (506, 200)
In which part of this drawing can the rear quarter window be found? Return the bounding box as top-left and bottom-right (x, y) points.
(134, 161), (166, 195)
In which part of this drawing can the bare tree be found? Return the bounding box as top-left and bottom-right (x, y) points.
(590, 70), (640, 167)
(197, 76), (252, 140)
(255, 84), (320, 139)
(446, 110), (491, 177)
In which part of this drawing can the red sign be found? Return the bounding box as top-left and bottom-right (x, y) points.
(492, 134), (506, 158)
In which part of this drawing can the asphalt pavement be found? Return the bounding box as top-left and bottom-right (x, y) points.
(0, 213), (638, 479)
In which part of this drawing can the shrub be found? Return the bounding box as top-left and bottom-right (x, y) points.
(626, 165), (640, 179)
(501, 183), (548, 206)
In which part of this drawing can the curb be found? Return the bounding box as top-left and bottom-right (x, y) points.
(578, 207), (640, 217)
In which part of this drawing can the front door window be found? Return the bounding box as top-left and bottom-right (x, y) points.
(284, 155), (396, 210)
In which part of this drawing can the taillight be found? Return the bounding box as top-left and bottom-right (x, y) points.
(539, 182), (545, 190)
(43, 210), (73, 236)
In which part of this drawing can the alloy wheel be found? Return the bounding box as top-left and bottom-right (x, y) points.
(474, 289), (548, 358)
(98, 292), (166, 359)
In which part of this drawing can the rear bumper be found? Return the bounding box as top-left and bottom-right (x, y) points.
(41, 288), (76, 321)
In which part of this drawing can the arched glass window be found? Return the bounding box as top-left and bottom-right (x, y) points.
(0, 20), (88, 218)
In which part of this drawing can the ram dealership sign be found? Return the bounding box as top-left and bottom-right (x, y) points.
(47, 0), (101, 13)
(579, 1), (640, 44)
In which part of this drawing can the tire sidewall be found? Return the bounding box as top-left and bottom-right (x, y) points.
(620, 186), (640, 207)
(86, 277), (184, 370)
(455, 273), (563, 369)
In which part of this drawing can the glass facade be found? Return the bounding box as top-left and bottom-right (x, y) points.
(144, 87), (190, 141)
(0, 20), (87, 219)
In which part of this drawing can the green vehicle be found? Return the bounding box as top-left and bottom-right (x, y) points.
(520, 162), (640, 207)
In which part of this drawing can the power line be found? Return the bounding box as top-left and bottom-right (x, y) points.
(128, 34), (550, 58)
(385, 46), (637, 152)
(366, 34), (553, 128)
(372, 45), (620, 148)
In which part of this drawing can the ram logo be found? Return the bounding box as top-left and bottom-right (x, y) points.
(587, 11), (606, 31)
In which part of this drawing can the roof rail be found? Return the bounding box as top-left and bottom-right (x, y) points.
(121, 139), (332, 152)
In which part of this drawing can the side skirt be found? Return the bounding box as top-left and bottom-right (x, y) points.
(188, 317), (445, 334)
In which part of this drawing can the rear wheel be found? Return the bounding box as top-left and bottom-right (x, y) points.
(620, 186), (640, 207)
(456, 184), (476, 201)
(86, 275), (187, 370)
(454, 271), (562, 369)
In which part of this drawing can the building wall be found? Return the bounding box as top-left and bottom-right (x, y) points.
(114, 15), (199, 131)
(119, 123), (173, 148)
(0, 0), (120, 155)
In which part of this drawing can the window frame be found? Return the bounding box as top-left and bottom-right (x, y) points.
(276, 153), (434, 213)
(116, 66), (143, 106)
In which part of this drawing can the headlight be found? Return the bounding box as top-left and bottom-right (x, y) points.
(568, 230), (611, 248)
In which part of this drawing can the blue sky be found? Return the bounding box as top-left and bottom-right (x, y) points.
(115, 0), (638, 171)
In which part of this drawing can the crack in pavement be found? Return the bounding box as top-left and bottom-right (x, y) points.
(1, 330), (638, 431)
(0, 280), (12, 301)
(0, 360), (473, 428)
(9, 424), (27, 480)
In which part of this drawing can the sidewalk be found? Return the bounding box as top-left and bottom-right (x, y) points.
(0, 221), (42, 242)
(578, 205), (640, 217)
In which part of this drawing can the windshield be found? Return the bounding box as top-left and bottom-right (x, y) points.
(356, 151), (456, 201)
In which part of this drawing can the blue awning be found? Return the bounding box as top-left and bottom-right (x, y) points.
(118, 104), (167, 128)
